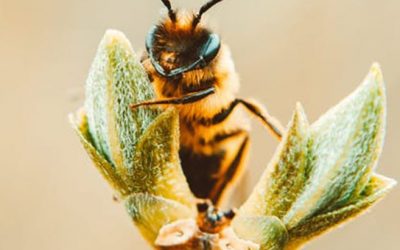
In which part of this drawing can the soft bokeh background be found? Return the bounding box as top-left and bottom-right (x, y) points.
(1, 0), (399, 249)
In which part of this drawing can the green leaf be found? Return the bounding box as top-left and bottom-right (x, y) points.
(119, 108), (196, 209)
(73, 30), (195, 206)
(283, 63), (387, 228)
(232, 215), (288, 250)
(285, 174), (396, 249)
(239, 64), (393, 248)
(239, 103), (310, 218)
(84, 29), (159, 171)
(69, 110), (129, 196)
(125, 193), (196, 245)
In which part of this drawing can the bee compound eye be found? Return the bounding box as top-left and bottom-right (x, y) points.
(145, 26), (158, 53)
(201, 33), (221, 63)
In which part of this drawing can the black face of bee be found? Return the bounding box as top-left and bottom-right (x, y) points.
(146, 0), (223, 78)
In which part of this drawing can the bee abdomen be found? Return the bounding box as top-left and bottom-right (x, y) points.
(180, 133), (250, 204)
(179, 147), (226, 199)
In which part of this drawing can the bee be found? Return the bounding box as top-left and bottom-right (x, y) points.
(131, 0), (284, 205)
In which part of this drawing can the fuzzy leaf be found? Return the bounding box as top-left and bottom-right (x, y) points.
(240, 64), (393, 248)
(125, 193), (196, 245)
(232, 215), (289, 250)
(73, 30), (195, 206)
(285, 174), (396, 249)
(283, 63), (386, 228)
(69, 110), (129, 196)
(239, 103), (310, 218)
(119, 108), (196, 208)
(84, 29), (159, 171)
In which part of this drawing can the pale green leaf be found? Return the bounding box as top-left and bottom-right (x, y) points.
(69, 110), (129, 196)
(239, 64), (392, 249)
(232, 215), (289, 250)
(284, 63), (386, 228)
(239, 103), (310, 218)
(125, 193), (196, 245)
(120, 108), (196, 209)
(84, 29), (159, 172)
(285, 174), (396, 249)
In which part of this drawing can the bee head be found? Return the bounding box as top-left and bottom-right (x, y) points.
(146, 0), (224, 78)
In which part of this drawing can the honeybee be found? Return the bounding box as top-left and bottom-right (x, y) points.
(131, 0), (284, 205)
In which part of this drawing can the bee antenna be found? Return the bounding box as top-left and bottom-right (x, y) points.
(192, 0), (224, 28)
(161, 0), (176, 22)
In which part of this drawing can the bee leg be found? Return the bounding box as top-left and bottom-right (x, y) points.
(210, 134), (250, 205)
(237, 98), (284, 140)
(130, 87), (215, 109)
(201, 98), (284, 140)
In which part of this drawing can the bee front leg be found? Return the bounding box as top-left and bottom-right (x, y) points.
(130, 87), (216, 109)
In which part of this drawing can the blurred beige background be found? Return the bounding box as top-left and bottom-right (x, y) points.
(1, 0), (399, 249)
